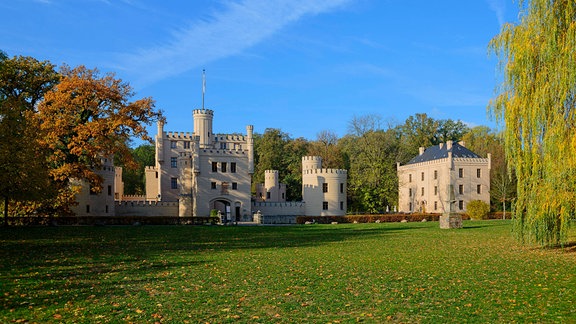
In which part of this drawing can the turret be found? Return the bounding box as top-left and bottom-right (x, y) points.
(193, 109), (214, 149)
(247, 125), (254, 174)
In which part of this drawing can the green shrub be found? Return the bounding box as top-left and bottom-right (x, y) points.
(467, 200), (490, 220)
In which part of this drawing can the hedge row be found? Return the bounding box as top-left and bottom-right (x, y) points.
(297, 212), (512, 224)
(4, 216), (220, 226)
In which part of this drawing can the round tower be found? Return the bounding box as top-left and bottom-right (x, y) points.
(302, 156), (322, 172)
(264, 170), (279, 201)
(193, 109), (214, 148)
(247, 125), (254, 174)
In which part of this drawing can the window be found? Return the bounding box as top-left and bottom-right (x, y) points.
(434, 201), (438, 210)
(231, 162), (237, 173)
(340, 183), (344, 193)
(477, 184), (481, 194)
(171, 177), (178, 189)
(409, 174), (412, 182)
(340, 201), (344, 210)
(184, 141), (190, 149)
(221, 162), (227, 173)
(220, 142), (227, 149)
(421, 172), (424, 181)
(171, 157), (177, 168)
(86, 205), (90, 213)
(170, 141), (177, 148)
(421, 187), (424, 196)
(105, 205), (109, 213)
(212, 162), (218, 172)
(459, 168), (463, 178)
(211, 182), (216, 189)
(322, 202), (329, 210)
(434, 170), (438, 180)
(221, 182), (229, 195)
(232, 182), (238, 190)
(266, 192), (271, 199)
(107, 185), (112, 196)
(434, 186), (438, 195)
(409, 188), (412, 197)
(459, 200), (464, 210)
(459, 184), (464, 195)
(155, 171), (158, 178)
(282, 193), (285, 199)
(409, 202), (413, 211)
(322, 183), (328, 193)
(477, 168), (481, 178)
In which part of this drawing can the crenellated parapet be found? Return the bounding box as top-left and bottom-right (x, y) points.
(166, 131), (193, 139)
(302, 169), (347, 175)
(193, 108), (214, 116)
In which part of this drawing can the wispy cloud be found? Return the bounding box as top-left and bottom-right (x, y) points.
(118, 0), (352, 87)
(486, 0), (506, 27)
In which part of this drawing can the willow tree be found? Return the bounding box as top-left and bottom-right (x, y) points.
(489, 0), (576, 245)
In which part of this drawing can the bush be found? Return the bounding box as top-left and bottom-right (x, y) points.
(467, 200), (490, 220)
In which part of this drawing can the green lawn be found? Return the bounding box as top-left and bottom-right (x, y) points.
(1, 221), (575, 323)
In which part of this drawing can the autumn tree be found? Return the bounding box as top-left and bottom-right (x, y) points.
(0, 53), (59, 224)
(37, 65), (162, 212)
(490, 0), (576, 245)
(307, 130), (344, 169)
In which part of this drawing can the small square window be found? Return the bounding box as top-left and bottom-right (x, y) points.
(171, 178), (178, 189)
(212, 162), (218, 172)
(322, 202), (329, 210)
(231, 162), (237, 173)
(477, 168), (481, 178)
(459, 168), (463, 178)
(322, 183), (328, 193)
(459, 184), (464, 195)
(171, 157), (177, 168)
(211, 182), (216, 189)
(232, 182), (238, 190)
(170, 141), (177, 148)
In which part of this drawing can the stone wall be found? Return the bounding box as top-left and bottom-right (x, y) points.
(115, 201), (178, 217)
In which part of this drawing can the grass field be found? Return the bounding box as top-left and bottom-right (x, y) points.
(1, 220), (575, 323)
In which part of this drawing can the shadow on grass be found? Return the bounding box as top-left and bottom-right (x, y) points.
(0, 223), (418, 316)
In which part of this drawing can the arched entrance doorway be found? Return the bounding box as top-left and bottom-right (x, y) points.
(211, 199), (243, 222)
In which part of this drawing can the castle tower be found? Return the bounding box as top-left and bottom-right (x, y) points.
(302, 155), (322, 172)
(265, 170), (279, 201)
(247, 125), (254, 174)
(193, 109), (214, 149)
(178, 153), (193, 217)
(301, 156), (347, 216)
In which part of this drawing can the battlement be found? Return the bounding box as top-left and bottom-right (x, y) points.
(193, 108), (214, 116)
(214, 133), (247, 142)
(302, 156), (322, 162)
(145, 166), (157, 171)
(303, 168), (348, 175)
(265, 170), (279, 174)
(115, 201), (178, 207)
(166, 131), (193, 139)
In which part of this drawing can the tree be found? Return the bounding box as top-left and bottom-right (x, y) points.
(36, 65), (162, 212)
(253, 128), (309, 200)
(462, 126), (516, 213)
(489, 0), (576, 245)
(0, 53), (59, 224)
(120, 144), (155, 195)
(307, 130), (344, 169)
(340, 121), (400, 213)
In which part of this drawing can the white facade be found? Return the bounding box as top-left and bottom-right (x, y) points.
(301, 156), (347, 216)
(71, 157), (117, 216)
(145, 109), (254, 219)
(397, 141), (491, 213)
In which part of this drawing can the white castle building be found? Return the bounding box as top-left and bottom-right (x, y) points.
(397, 140), (491, 214)
(70, 106), (348, 222)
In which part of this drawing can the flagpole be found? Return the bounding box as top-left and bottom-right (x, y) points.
(202, 69), (206, 110)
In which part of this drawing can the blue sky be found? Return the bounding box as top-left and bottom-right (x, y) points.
(1, 0), (518, 140)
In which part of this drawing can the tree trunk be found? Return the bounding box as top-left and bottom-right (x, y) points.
(3, 196), (8, 227)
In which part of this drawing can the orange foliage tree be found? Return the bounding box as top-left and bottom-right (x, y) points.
(37, 65), (163, 212)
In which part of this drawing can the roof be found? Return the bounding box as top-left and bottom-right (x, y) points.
(406, 141), (483, 165)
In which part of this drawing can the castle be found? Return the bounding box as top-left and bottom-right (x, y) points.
(72, 107), (348, 222)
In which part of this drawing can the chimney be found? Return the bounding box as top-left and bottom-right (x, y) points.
(439, 143), (444, 149)
(446, 140), (453, 150)
(419, 147), (425, 155)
